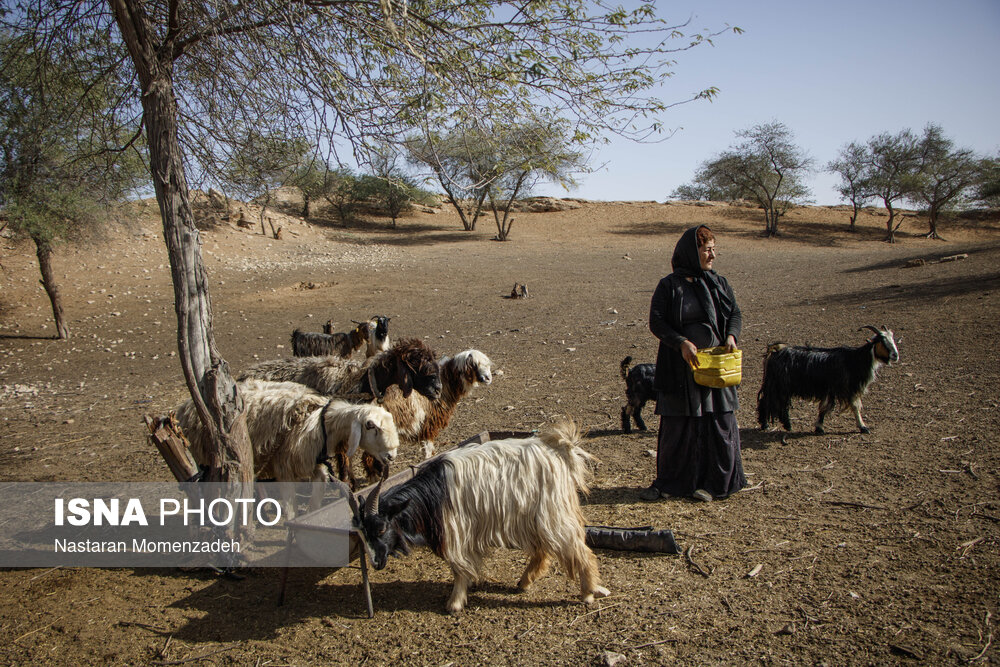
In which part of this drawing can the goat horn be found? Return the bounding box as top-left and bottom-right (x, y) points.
(859, 325), (881, 337)
(364, 465), (389, 517)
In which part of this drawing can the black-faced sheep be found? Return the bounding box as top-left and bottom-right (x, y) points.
(175, 379), (399, 490)
(757, 326), (899, 434)
(355, 419), (610, 614)
(239, 337), (442, 403)
(360, 349), (494, 479)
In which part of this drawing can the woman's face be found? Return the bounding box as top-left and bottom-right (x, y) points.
(698, 240), (716, 271)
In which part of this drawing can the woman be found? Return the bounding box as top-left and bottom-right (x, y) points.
(639, 225), (746, 502)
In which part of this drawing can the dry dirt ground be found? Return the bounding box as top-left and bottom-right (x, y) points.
(1, 197), (999, 665)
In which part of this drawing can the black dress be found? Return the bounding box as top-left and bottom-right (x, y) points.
(648, 226), (746, 500)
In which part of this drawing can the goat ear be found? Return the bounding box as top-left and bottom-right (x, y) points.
(347, 420), (362, 458)
(397, 359), (414, 397)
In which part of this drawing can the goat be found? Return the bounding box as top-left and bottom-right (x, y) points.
(369, 315), (391, 357)
(291, 318), (382, 358)
(361, 349), (494, 478)
(239, 337), (442, 403)
(757, 326), (899, 435)
(355, 419), (610, 613)
(620, 356), (656, 433)
(175, 380), (400, 491)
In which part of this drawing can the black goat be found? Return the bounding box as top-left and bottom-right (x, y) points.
(620, 356), (656, 433)
(757, 326), (899, 435)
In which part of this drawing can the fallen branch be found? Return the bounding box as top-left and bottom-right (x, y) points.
(967, 611), (993, 664)
(685, 545), (711, 578)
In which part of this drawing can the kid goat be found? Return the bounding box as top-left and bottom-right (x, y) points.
(355, 419), (610, 613)
(756, 325), (899, 434)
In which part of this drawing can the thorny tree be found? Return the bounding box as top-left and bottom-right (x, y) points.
(4, 0), (738, 481)
(0, 32), (145, 340)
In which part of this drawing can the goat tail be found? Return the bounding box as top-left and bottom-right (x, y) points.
(620, 356), (633, 381)
(537, 418), (595, 493)
(757, 344), (789, 430)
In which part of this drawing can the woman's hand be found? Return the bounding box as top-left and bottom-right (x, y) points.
(681, 340), (699, 368)
(724, 335), (738, 353)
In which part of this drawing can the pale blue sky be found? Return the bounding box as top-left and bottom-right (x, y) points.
(536, 0), (1000, 205)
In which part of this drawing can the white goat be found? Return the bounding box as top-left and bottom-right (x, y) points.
(357, 418), (610, 613)
(175, 380), (399, 490)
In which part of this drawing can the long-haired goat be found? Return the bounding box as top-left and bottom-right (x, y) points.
(291, 317), (389, 358)
(356, 419), (610, 613)
(377, 349), (494, 461)
(239, 337), (442, 403)
(620, 356), (656, 434)
(757, 326), (899, 435)
(175, 380), (399, 490)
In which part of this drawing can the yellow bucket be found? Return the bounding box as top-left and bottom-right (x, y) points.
(691, 346), (742, 388)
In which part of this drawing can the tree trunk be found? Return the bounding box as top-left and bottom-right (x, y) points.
(32, 235), (69, 340)
(110, 0), (252, 484)
(302, 195), (311, 218)
(885, 202), (897, 243)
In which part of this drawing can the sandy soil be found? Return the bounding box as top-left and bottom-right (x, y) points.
(1, 196), (998, 665)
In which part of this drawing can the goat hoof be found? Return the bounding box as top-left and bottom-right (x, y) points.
(860, 426), (870, 434)
(815, 427), (825, 435)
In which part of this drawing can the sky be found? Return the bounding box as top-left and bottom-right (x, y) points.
(533, 0), (1000, 205)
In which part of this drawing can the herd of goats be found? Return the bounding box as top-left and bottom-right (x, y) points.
(171, 317), (898, 612)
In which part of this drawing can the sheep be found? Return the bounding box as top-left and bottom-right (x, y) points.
(756, 325), (899, 435)
(291, 318), (383, 358)
(360, 349), (494, 478)
(239, 337), (442, 403)
(175, 380), (400, 491)
(619, 356), (655, 433)
(355, 418), (610, 614)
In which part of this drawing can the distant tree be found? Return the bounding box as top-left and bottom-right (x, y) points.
(360, 149), (430, 228)
(291, 157), (329, 218)
(7, 0), (737, 481)
(863, 129), (922, 243)
(322, 167), (361, 224)
(485, 118), (586, 241)
(971, 154), (1000, 207)
(908, 124), (979, 240)
(0, 32), (146, 339)
(406, 130), (494, 231)
(828, 142), (875, 232)
(691, 122), (812, 236)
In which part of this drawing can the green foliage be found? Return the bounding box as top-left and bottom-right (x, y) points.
(0, 31), (145, 245)
(678, 121), (812, 235)
(972, 154), (1000, 207)
(909, 124), (979, 237)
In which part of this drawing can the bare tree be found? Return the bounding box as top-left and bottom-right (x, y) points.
(5, 0), (738, 481)
(828, 142), (875, 232)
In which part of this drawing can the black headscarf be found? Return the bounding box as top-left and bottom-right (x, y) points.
(670, 225), (735, 342)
